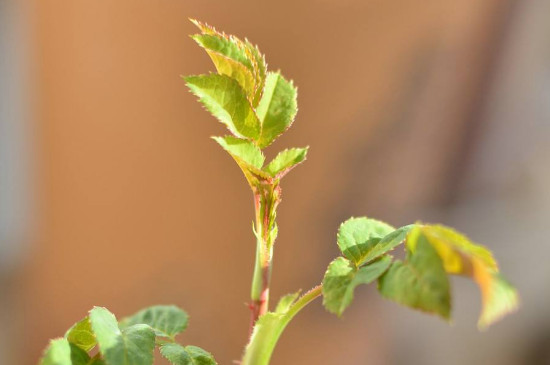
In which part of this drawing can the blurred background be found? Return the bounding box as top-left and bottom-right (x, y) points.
(1, 0), (549, 364)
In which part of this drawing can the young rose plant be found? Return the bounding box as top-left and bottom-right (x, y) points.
(39, 20), (519, 365)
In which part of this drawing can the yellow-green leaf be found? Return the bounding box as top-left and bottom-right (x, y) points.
(64, 317), (96, 352)
(40, 338), (90, 365)
(191, 34), (256, 98)
(212, 136), (271, 187)
(263, 147), (308, 178)
(410, 225), (518, 328)
(256, 72), (297, 148)
(185, 74), (260, 140)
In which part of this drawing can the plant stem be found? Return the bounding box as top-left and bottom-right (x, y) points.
(242, 284), (323, 365)
(249, 183), (280, 334)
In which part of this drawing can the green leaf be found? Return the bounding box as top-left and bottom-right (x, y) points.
(89, 307), (155, 365)
(411, 225), (518, 328)
(244, 40), (267, 107)
(65, 317), (96, 352)
(212, 136), (264, 168)
(119, 305), (189, 339)
(336, 217), (395, 266)
(242, 313), (287, 365)
(190, 19), (267, 107)
(191, 34), (256, 98)
(323, 255), (392, 316)
(40, 338), (90, 365)
(256, 72), (298, 148)
(378, 231), (451, 320)
(357, 224), (416, 266)
(274, 291), (301, 313)
(185, 74), (260, 140)
(160, 343), (217, 365)
(263, 147), (308, 178)
(212, 136), (271, 187)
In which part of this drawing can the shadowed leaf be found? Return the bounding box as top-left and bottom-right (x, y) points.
(379, 231), (451, 320)
(160, 343), (217, 365)
(119, 305), (189, 339)
(357, 224), (416, 266)
(323, 256), (392, 316)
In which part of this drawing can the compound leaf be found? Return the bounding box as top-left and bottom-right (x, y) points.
(323, 255), (391, 316)
(378, 232), (451, 320)
(256, 72), (297, 148)
(160, 343), (217, 365)
(65, 317), (96, 352)
(119, 305), (189, 339)
(40, 338), (90, 365)
(264, 147), (308, 178)
(190, 19), (266, 107)
(185, 74), (260, 140)
(89, 307), (155, 365)
(337, 217), (395, 266)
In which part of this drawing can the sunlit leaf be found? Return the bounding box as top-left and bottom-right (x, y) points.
(264, 147), (308, 178)
(185, 74), (260, 140)
(191, 34), (256, 98)
(323, 256), (391, 316)
(410, 225), (518, 328)
(245, 41), (267, 107)
(256, 72), (297, 148)
(337, 217), (395, 266)
(212, 136), (271, 187)
(65, 317), (96, 352)
(40, 338), (90, 365)
(212, 136), (265, 168)
(89, 307), (155, 365)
